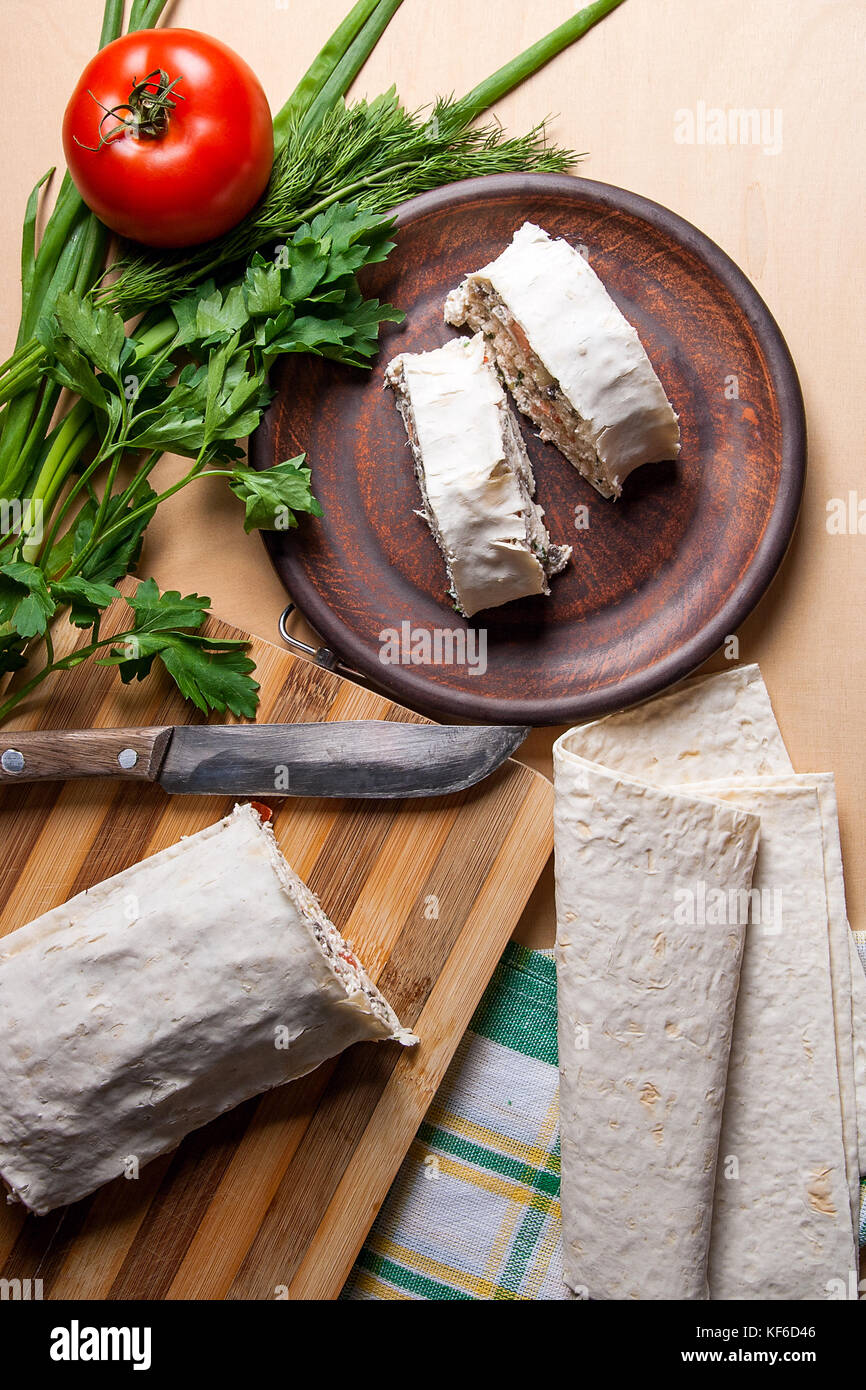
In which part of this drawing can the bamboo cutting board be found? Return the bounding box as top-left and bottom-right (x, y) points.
(0, 578), (553, 1300)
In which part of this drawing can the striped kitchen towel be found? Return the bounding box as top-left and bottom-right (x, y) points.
(342, 942), (567, 1300)
(343, 941), (866, 1300)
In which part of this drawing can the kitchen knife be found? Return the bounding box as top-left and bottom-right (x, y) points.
(0, 723), (529, 798)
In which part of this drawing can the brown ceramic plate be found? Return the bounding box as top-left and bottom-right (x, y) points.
(252, 174), (805, 724)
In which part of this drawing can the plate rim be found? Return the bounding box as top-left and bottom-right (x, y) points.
(253, 172), (806, 725)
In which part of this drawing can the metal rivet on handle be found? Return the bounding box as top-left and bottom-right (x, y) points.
(117, 748), (138, 770)
(1, 749), (25, 773)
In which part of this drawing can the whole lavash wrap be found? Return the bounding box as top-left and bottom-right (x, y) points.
(554, 665), (862, 1300)
(0, 803), (415, 1215)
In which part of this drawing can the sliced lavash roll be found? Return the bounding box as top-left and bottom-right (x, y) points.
(553, 736), (760, 1299)
(0, 803), (415, 1215)
(384, 333), (571, 617)
(444, 222), (680, 499)
(688, 778), (859, 1297)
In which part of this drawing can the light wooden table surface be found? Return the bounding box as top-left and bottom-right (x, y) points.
(2, 0), (864, 946)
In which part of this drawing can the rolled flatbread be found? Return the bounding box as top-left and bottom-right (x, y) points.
(0, 803), (415, 1215)
(553, 734), (760, 1299)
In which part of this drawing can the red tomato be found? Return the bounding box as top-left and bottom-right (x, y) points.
(63, 29), (273, 249)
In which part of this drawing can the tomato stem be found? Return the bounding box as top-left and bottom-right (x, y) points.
(74, 68), (185, 151)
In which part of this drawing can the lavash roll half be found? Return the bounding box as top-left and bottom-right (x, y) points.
(445, 222), (680, 499)
(385, 332), (571, 617)
(0, 803), (415, 1215)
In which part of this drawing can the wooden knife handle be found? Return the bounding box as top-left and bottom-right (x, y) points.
(0, 728), (173, 784)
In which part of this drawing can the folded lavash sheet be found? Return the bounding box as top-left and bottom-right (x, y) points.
(850, 939), (866, 1178)
(688, 777), (859, 1297)
(554, 664), (863, 1300)
(0, 803), (415, 1215)
(563, 662), (794, 784)
(554, 745), (760, 1299)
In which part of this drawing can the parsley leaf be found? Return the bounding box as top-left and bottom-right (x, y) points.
(0, 561), (56, 638)
(244, 258), (285, 317)
(102, 631), (259, 717)
(228, 456), (323, 533)
(98, 580), (260, 718)
(51, 293), (127, 385)
(124, 577), (211, 633)
(156, 636), (259, 718)
(125, 344), (271, 460)
(171, 282), (248, 348)
(304, 204), (396, 285)
(42, 337), (109, 410)
(48, 576), (118, 630)
(71, 485), (158, 586)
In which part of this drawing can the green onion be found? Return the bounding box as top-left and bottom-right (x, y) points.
(128, 0), (168, 31)
(99, 0), (125, 46)
(294, 0), (405, 140)
(456, 0), (627, 122)
(274, 0), (401, 143)
(19, 170), (53, 334)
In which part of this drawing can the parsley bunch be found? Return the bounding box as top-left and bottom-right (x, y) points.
(0, 203), (399, 720)
(0, 578), (259, 724)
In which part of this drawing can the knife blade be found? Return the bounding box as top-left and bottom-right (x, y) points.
(0, 723), (529, 798)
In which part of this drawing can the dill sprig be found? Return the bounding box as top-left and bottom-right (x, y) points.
(99, 91), (577, 319)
